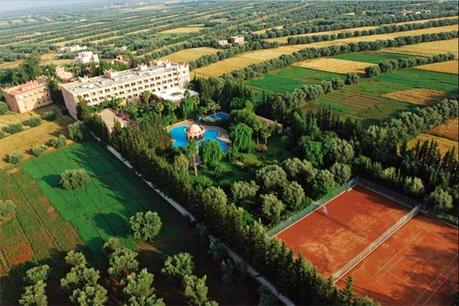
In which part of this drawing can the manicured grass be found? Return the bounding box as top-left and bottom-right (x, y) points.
(246, 66), (344, 93)
(20, 139), (258, 305)
(332, 51), (416, 64)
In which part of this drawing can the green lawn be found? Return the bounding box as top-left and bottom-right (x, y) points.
(332, 51), (417, 64)
(246, 66), (344, 93)
(20, 139), (258, 305)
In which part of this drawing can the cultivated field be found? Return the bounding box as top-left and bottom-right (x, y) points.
(0, 169), (82, 274)
(408, 133), (459, 157)
(193, 25), (458, 77)
(383, 88), (449, 106)
(20, 140), (258, 305)
(275, 185), (409, 276)
(0, 108), (73, 168)
(428, 117), (459, 141)
(332, 51), (416, 64)
(384, 38), (459, 57)
(159, 26), (204, 34)
(292, 57), (375, 74)
(416, 60), (459, 74)
(337, 214), (458, 306)
(246, 66), (343, 93)
(161, 47), (219, 63)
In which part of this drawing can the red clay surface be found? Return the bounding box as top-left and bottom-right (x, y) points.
(337, 214), (459, 306)
(275, 185), (408, 276)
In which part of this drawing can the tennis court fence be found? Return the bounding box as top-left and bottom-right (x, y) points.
(267, 178), (357, 237)
(331, 203), (421, 282)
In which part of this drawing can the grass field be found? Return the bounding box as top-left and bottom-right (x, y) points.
(0, 169), (82, 275)
(292, 57), (375, 74)
(246, 66), (344, 93)
(312, 68), (458, 124)
(332, 51), (417, 64)
(416, 60), (459, 74)
(384, 38), (458, 57)
(0, 107), (74, 168)
(20, 139), (258, 305)
(161, 47), (219, 63)
(409, 133), (458, 157)
(428, 117), (459, 141)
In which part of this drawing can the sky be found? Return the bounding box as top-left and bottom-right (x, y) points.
(0, 0), (123, 14)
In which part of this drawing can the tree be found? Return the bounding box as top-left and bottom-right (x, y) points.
(202, 186), (228, 207)
(183, 275), (211, 306)
(121, 269), (165, 306)
(209, 239), (227, 263)
(8, 152), (22, 165)
(298, 137), (323, 167)
(25, 265), (50, 284)
(187, 139), (199, 176)
(424, 188), (453, 212)
(323, 137), (354, 166)
(281, 181), (305, 211)
(345, 72), (360, 85)
(31, 144), (47, 157)
(68, 122), (85, 141)
(0, 101), (9, 115)
(0, 200), (15, 223)
(129, 211), (162, 242)
(255, 165), (287, 191)
(60, 169), (89, 190)
(103, 237), (123, 252)
(230, 123), (254, 153)
(200, 140), (223, 169)
(65, 250), (87, 267)
(70, 284), (108, 306)
(231, 180), (259, 204)
(108, 247), (139, 277)
(330, 163), (352, 185)
(161, 252), (194, 280)
(51, 134), (67, 149)
(312, 170), (336, 199)
(260, 194), (285, 222)
(257, 286), (277, 306)
(221, 259), (237, 284)
(19, 281), (48, 306)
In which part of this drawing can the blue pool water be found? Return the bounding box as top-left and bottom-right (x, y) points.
(206, 112), (231, 121)
(169, 125), (229, 152)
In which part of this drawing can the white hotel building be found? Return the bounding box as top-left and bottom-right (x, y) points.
(61, 60), (190, 118)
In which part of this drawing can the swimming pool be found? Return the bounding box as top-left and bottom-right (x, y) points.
(169, 125), (229, 152)
(206, 112), (231, 121)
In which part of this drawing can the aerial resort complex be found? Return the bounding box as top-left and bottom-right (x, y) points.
(0, 1), (458, 305)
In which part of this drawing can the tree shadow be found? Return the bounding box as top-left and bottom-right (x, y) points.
(92, 212), (130, 239)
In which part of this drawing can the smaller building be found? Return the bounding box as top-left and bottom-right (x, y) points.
(55, 66), (75, 82)
(74, 51), (99, 64)
(59, 44), (87, 53)
(155, 88), (198, 102)
(2, 77), (52, 113)
(97, 109), (129, 133)
(228, 36), (244, 44)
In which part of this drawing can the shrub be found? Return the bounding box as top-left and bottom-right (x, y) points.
(41, 111), (57, 121)
(129, 211), (162, 242)
(60, 169), (89, 190)
(4, 122), (23, 134)
(22, 117), (42, 127)
(68, 121), (85, 141)
(51, 134), (67, 148)
(31, 144), (47, 157)
(8, 152), (22, 165)
(0, 102), (8, 115)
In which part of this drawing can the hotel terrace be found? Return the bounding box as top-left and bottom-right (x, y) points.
(2, 77), (52, 113)
(61, 60), (190, 118)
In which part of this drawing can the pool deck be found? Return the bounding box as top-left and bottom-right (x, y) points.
(168, 119), (231, 143)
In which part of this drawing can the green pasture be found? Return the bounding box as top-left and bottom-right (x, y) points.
(246, 66), (344, 93)
(332, 51), (417, 64)
(20, 139), (258, 305)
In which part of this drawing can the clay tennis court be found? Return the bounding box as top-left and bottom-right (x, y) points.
(337, 214), (458, 305)
(275, 185), (409, 276)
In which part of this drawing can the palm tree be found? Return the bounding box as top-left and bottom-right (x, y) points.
(187, 139), (198, 176)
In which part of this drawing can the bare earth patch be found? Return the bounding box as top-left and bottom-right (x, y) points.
(429, 117), (459, 141)
(292, 58), (374, 74)
(160, 26), (203, 34)
(384, 38), (458, 57)
(383, 88), (449, 105)
(416, 60), (459, 75)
